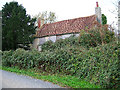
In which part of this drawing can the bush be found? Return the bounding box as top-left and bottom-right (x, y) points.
(2, 49), (41, 69)
(41, 40), (54, 51)
(75, 42), (120, 88)
(2, 50), (14, 67)
(41, 36), (79, 51)
(42, 26), (115, 51)
(2, 41), (119, 88)
(78, 26), (115, 48)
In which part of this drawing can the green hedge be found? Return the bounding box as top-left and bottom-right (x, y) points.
(76, 42), (120, 88)
(41, 36), (79, 51)
(2, 41), (120, 88)
(41, 27), (115, 51)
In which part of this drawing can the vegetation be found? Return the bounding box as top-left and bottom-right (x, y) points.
(102, 14), (107, 25)
(34, 11), (57, 27)
(2, 1), (36, 51)
(1, 66), (100, 88)
(42, 26), (115, 50)
(2, 26), (119, 88)
(0, 50), (1, 66)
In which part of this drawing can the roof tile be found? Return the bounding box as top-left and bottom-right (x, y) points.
(36, 15), (97, 37)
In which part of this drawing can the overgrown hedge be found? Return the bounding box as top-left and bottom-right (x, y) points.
(76, 42), (120, 88)
(2, 41), (120, 88)
(2, 27), (119, 88)
(42, 26), (115, 51)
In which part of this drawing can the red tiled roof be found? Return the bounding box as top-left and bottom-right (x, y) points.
(36, 15), (97, 37)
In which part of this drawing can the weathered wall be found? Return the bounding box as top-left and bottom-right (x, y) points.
(33, 33), (80, 50)
(39, 37), (46, 45)
(47, 36), (56, 42)
(56, 34), (72, 40)
(33, 38), (39, 49)
(74, 33), (79, 37)
(38, 35), (56, 45)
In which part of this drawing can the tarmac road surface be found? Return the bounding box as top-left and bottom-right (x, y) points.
(1, 70), (62, 88)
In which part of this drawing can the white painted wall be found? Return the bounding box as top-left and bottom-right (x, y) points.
(33, 38), (39, 49)
(56, 35), (62, 40)
(33, 33), (80, 50)
(39, 37), (46, 45)
(48, 36), (56, 42)
(61, 34), (72, 39)
(56, 34), (74, 40)
(38, 35), (56, 45)
(38, 46), (42, 51)
(74, 33), (79, 37)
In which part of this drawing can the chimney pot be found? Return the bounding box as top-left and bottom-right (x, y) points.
(96, 2), (99, 7)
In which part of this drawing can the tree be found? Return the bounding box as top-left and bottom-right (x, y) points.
(34, 11), (57, 27)
(102, 14), (107, 25)
(47, 11), (57, 23)
(2, 1), (36, 50)
(109, 0), (119, 38)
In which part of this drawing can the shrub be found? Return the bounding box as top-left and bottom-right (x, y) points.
(41, 36), (79, 51)
(41, 40), (54, 51)
(42, 26), (115, 51)
(75, 41), (120, 88)
(78, 26), (115, 48)
(2, 50), (14, 67)
(2, 41), (119, 88)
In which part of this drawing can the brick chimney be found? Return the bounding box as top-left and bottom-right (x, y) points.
(37, 17), (44, 28)
(96, 2), (99, 7)
(95, 2), (102, 24)
(38, 18), (41, 28)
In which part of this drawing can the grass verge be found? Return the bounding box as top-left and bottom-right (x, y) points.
(1, 66), (100, 88)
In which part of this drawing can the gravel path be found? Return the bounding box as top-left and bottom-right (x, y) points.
(1, 70), (62, 88)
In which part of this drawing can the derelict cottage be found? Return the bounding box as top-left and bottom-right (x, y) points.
(33, 2), (102, 51)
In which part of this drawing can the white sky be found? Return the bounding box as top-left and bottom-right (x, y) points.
(0, 0), (118, 28)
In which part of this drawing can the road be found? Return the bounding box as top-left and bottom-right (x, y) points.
(0, 70), (62, 88)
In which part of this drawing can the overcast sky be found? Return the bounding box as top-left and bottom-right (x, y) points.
(0, 0), (118, 28)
